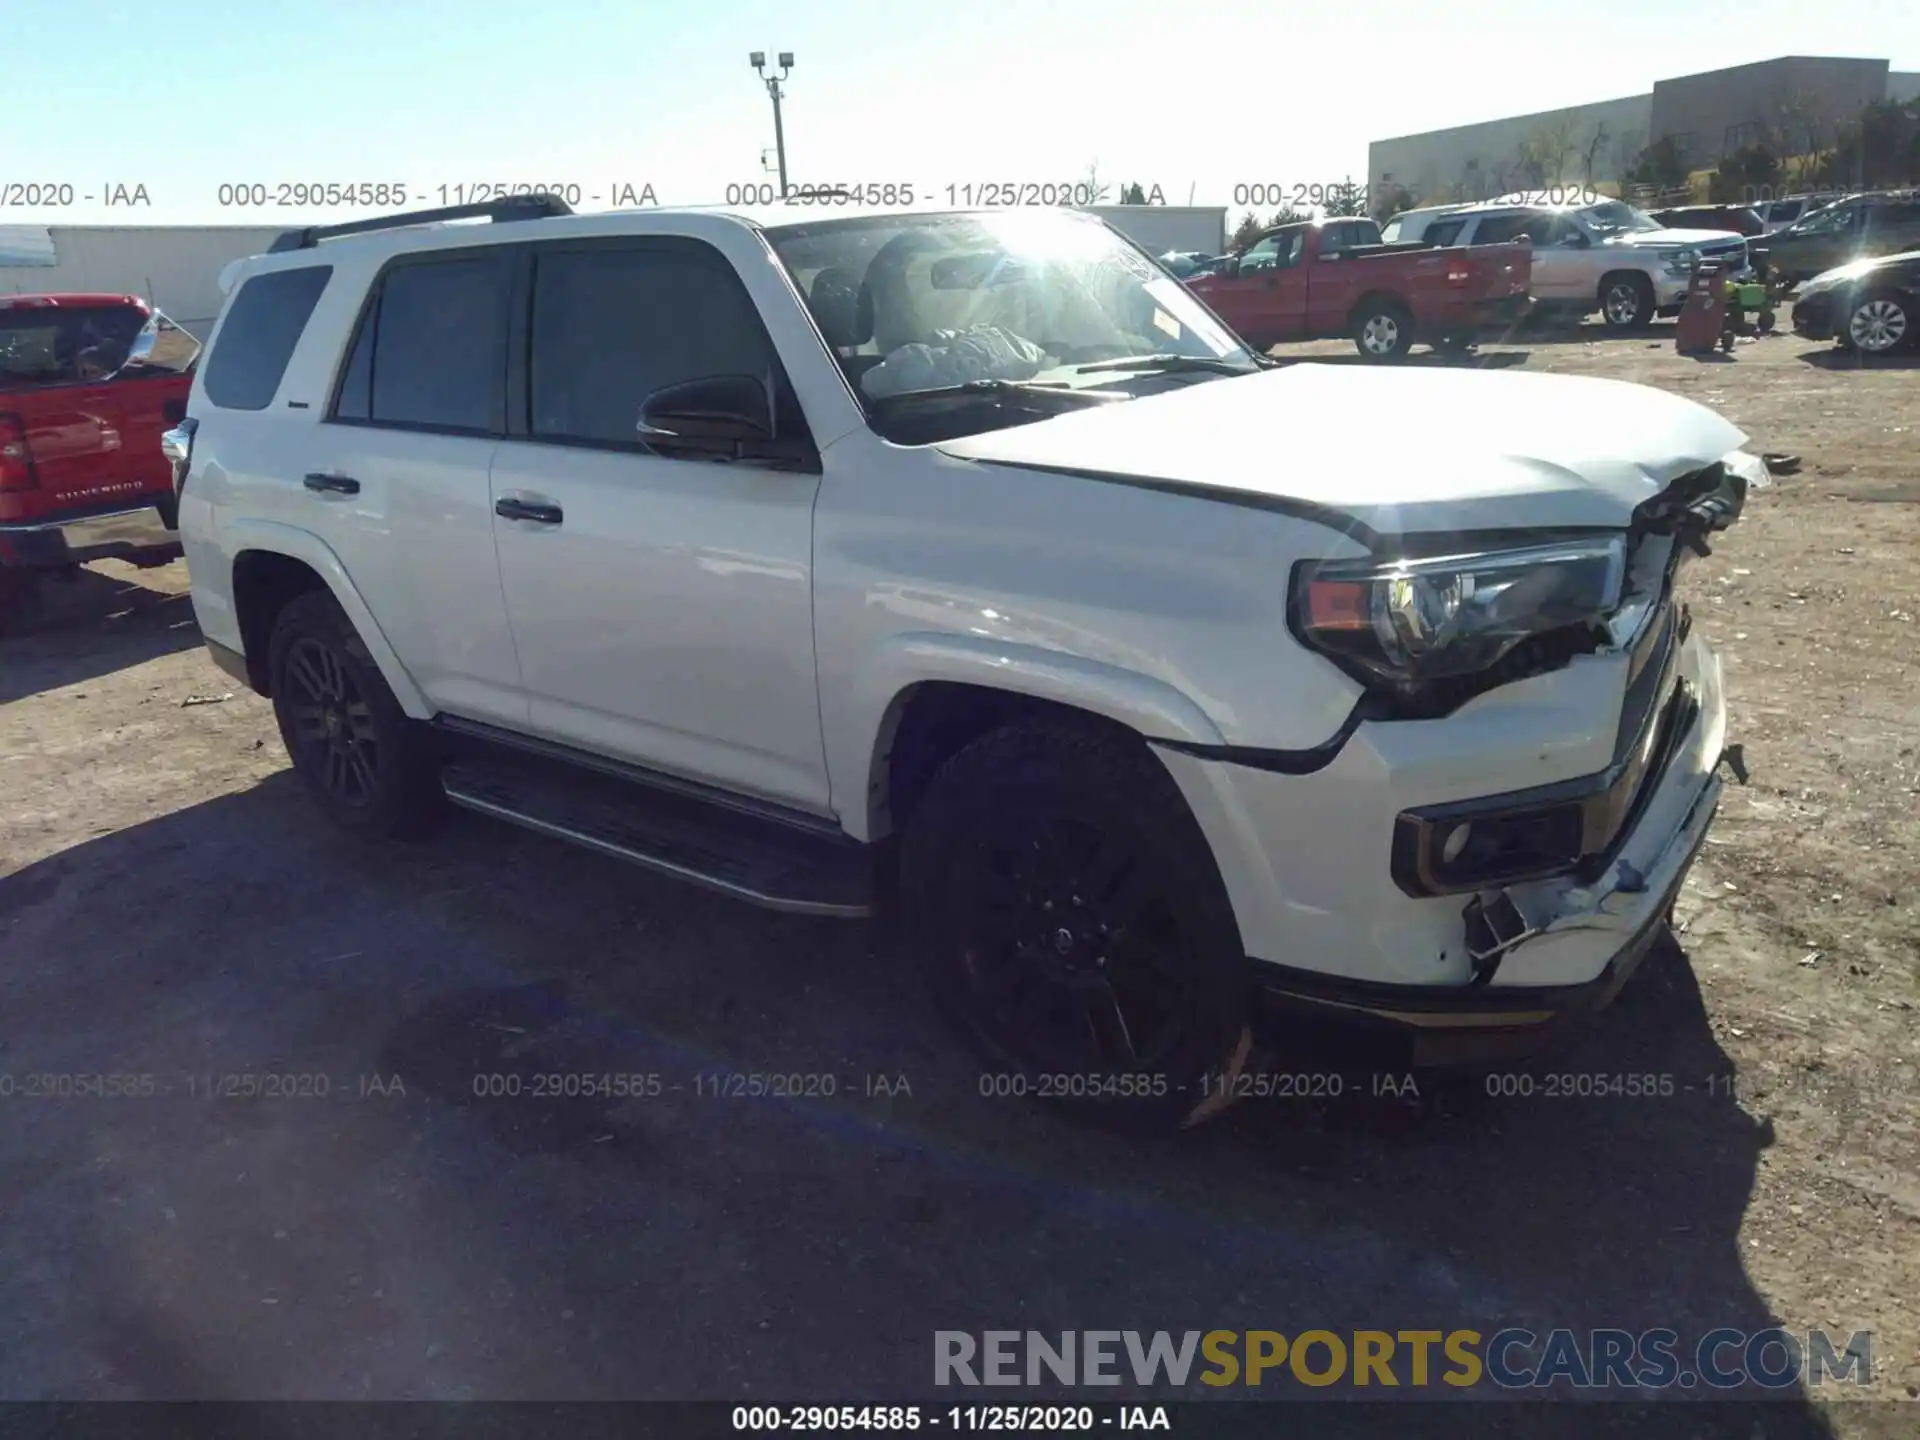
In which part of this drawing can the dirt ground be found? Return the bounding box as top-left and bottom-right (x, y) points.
(0, 317), (1914, 1432)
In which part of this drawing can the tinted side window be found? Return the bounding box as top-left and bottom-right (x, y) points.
(1424, 219), (1467, 247)
(364, 257), (507, 432)
(1875, 200), (1920, 225)
(1471, 214), (1532, 246)
(204, 266), (332, 410)
(529, 245), (786, 448)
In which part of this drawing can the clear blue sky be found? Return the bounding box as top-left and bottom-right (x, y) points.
(7, 0), (1917, 224)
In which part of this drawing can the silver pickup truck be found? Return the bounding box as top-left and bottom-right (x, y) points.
(1385, 198), (1750, 329)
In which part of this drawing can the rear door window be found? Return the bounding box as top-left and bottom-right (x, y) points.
(332, 252), (511, 433)
(203, 266), (332, 410)
(1468, 213), (1533, 246)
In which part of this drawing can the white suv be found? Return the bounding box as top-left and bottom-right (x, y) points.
(170, 197), (1763, 1124)
(1393, 199), (1751, 328)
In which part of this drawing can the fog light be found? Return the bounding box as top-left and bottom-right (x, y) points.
(1393, 801), (1587, 897)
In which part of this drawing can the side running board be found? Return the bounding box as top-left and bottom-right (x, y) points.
(438, 741), (874, 919)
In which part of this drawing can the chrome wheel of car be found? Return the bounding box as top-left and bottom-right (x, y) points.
(1359, 313), (1401, 355)
(1847, 297), (1909, 353)
(1603, 281), (1643, 326)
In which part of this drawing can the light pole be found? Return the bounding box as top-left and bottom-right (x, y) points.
(749, 51), (794, 200)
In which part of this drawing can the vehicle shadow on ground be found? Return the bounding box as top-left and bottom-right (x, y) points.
(0, 775), (1834, 1427)
(1503, 319), (1679, 349)
(1797, 348), (1920, 371)
(0, 563), (200, 704)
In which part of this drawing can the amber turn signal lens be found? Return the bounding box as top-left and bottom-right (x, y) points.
(1305, 579), (1372, 631)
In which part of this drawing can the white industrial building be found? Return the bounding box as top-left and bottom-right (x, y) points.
(1371, 56), (1920, 206)
(1, 226), (286, 338)
(1087, 206), (1228, 255)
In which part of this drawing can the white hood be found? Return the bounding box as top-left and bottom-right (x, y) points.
(1607, 227), (1745, 249)
(937, 364), (1749, 537)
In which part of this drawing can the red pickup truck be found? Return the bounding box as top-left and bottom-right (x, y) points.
(0, 293), (198, 625)
(1185, 217), (1531, 360)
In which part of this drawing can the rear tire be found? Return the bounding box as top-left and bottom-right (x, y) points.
(899, 720), (1253, 1129)
(267, 589), (441, 838)
(1600, 272), (1655, 331)
(1351, 299), (1415, 361)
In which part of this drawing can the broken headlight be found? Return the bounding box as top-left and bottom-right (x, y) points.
(1291, 535), (1628, 690)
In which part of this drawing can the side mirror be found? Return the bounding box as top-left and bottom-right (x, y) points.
(637, 374), (774, 452)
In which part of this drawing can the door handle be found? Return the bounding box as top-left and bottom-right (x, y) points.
(303, 472), (360, 495)
(495, 496), (563, 525)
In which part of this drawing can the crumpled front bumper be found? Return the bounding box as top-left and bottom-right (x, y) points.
(1157, 609), (1735, 1067)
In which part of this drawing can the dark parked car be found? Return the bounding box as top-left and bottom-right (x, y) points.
(1651, 205), (1767, 238)
(1757, 191), (1920, 286)
(1789, 248), (1920, 355)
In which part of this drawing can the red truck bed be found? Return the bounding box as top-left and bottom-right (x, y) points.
(0, 293), (198, 618)
(1185, 219), (1531, 359)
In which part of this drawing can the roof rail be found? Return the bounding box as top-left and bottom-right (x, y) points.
(267, 194), (575, 253)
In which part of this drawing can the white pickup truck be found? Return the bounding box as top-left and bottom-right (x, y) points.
(169, 197), (1764, 1125)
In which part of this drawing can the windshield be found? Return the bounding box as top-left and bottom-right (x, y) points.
(1578, 201), (1663, 237)
(765, 209), (1255, 435)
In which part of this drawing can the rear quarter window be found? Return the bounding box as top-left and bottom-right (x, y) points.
(202, 265), (333, 411)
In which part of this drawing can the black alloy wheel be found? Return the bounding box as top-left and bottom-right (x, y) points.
(901, 722), (1253, 1128)
(281, 633), (381, 806)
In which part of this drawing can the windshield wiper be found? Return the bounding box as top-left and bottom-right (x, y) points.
(866, 378), (1114, 410)
(1073, 353), (1259, 376)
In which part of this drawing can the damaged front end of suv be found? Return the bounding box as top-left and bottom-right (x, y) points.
(1248, 452), (1761, 1062)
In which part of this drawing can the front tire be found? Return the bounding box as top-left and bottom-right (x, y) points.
(267, 589), (440, 837)
(1600, 273), (1655, 331)
(1351, 299), (1415, 361)
(1841, 292), (1912, 354)
(899, 721), (1253, 1129)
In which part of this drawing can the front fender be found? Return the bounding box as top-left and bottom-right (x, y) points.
(223, 519), (431, 720)
(833, 631), (1228, 841)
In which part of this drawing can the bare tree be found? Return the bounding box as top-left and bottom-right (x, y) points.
(1581, 122), (1611, 190)
(1610, 126), (1646, 184)
(1080, 160), (1111, 207)
(1776, 92), (1825, 163)
(1531, 113), (1578, 184)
